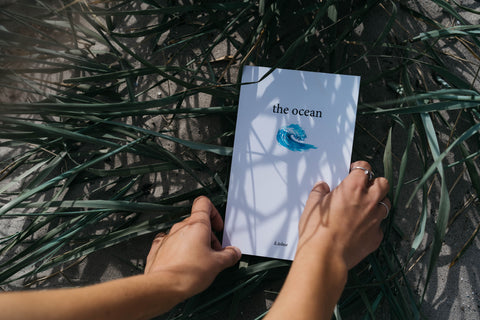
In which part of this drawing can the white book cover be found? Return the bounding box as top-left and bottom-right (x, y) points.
(222, 66), (360, 261)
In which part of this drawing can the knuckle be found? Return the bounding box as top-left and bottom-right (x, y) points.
(351, 160), (372, 170)
(312, 181), (330, 193)
(170, 221), (186, 233)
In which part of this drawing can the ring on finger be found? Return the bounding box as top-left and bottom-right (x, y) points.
(350, 166), (375, 181)
(378, 201), (390, 219)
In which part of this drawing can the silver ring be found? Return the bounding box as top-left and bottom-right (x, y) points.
(350, 166), (375, 181)
(378, 201), (390, 219)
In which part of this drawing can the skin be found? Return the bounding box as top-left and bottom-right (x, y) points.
(0, 196), (241, 320)
(265, 160), (390, 319)
(0, 160), (390, 320)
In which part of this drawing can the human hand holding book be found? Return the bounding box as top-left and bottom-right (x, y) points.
(141, 164), (389, 320)
(0, 161), (389, 319)
(265, 160), (390, 319)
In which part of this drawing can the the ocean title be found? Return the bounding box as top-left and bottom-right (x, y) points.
(272, 103), (322, 118)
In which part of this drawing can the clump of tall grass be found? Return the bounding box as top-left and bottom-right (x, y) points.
(1, 1), (479, 319)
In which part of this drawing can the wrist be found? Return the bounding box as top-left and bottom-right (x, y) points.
(143, 268), (193, 303)
(266, 240), (347, 320)
(293, 239), (348, 287)
(297, 231), (349, 273)
(292, 235), (348, 307)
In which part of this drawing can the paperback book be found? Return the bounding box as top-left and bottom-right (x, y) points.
(222, 66), (360, 260)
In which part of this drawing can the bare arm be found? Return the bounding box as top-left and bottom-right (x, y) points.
(0, 196), (241, 320)
(1, 160), (388, 320)
(265, 161), (390, 320)
(1, 273), (191, 320)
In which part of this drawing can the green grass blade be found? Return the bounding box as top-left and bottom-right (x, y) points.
(412, 24), (480, 42)
(86, 161), (203, 177)
(407, 120), (480, 206)
(393, 124), (415, 208)
(18, 199), (187, 214)
(419, 113), (451, 300)
(100, 119), (233, 156)
(0, 157), (52, 195)
(383, 127), (394, 201)
(0, 138), (143, 215)
(0, 116), (120, 148)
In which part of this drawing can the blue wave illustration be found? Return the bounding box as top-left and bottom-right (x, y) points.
(276, 124), (317, 152)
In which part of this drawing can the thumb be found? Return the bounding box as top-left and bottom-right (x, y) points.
(213, 246), (241, 271)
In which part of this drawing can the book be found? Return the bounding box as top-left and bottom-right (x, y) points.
(222, 66), (360, 261)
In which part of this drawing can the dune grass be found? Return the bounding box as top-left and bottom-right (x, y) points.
(1, 0), (479, 319)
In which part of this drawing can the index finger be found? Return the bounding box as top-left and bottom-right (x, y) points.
(190, 196), (224, 232)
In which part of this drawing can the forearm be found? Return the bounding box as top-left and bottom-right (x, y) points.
(0, 272), (187, 320)
(265, 245), (348, 320)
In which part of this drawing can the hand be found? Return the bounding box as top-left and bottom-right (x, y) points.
(297, 160), (390, 269)
(144, 196), (241, 298)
